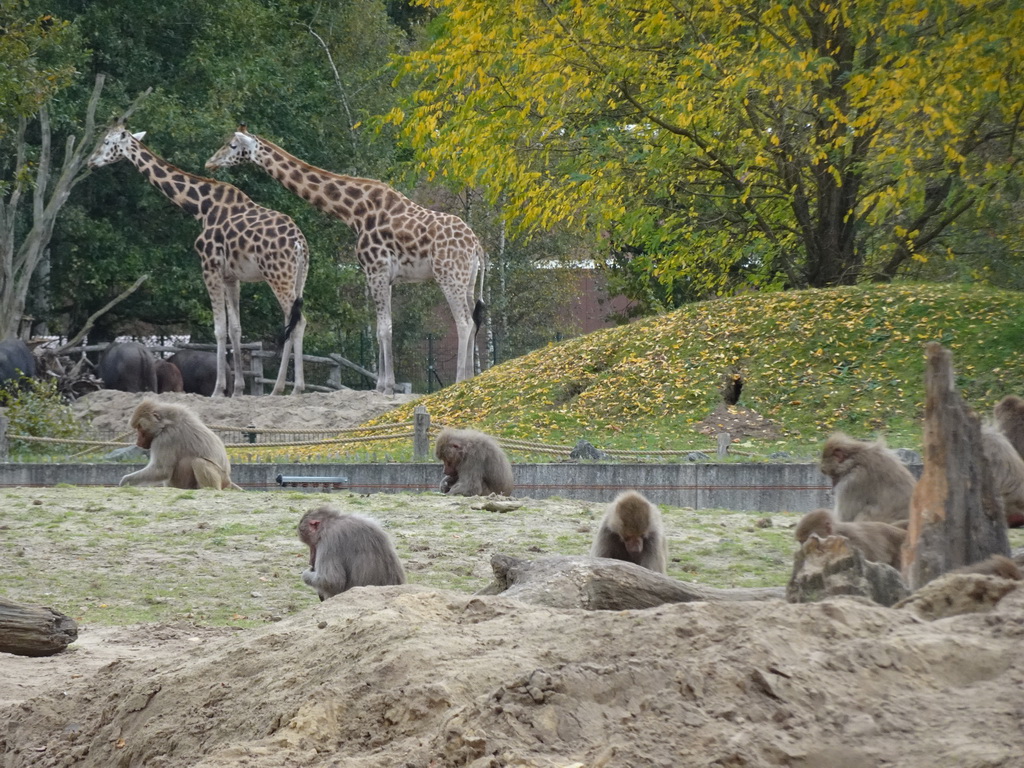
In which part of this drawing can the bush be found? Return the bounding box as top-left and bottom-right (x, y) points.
(0, 377), (82, 453)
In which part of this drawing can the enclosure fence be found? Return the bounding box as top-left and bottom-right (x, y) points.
(0, 407), (743, 463)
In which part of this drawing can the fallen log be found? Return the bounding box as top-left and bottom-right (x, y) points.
(478, 554), (785, 610)
(0, 597), (78, 657)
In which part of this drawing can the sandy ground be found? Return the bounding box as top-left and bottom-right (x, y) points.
(2, 390), (1023, 767)
(70, 388), (420, 436)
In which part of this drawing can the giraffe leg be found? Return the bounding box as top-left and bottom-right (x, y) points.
(203, 268), (231, 399)
(367, 273), (396, 395)
(439, 274), (478, 383)
(225, 279), (246, 396)
(289, 312), (306, 395)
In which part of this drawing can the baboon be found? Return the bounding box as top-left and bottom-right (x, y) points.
(994, 395), (1024, 461)
(794, 508), (906, 569)
(119, 400), (241, 490)
(981, 425), (1024, 528)
(297, 505), (406, 600)
(591, 491), (668, 574)
(155, 359), (184, 393)
(819, 433), (916, 523)
(435, 427), (513, 496)
(952, 555), (1022, 580)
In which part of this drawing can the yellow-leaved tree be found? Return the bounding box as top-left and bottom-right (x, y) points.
(390, 0), (1024, 296)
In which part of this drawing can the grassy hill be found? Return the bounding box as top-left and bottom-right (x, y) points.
(357, 283), (1024, 461)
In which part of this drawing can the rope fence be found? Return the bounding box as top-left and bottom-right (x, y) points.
(0, 406), (743, 462)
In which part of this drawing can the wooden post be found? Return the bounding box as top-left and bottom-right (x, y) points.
(413, 406), (430, 461)
(902, 343), (1011, 590)
(250, 341), (265, 395)
(717, 432), (731, 458)
(0, 414), (8, 461)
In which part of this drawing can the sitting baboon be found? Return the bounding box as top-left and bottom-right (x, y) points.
(794, 509), (906, 569)
(119, 400), (241, 490)
(819, 433), (916, 523)
(994, 395), (1024, 461)
(297, 505), (406, 600)
(435, 427), (513, 496)
(981, 425), (1024, 528)
(591, 491), (668, 574)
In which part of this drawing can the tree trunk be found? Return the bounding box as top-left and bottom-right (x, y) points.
(478, 554), (784, 610)
(0, 76), (151, 338)
(902, 343), (1011, 590)
(0, 597), (78, 657)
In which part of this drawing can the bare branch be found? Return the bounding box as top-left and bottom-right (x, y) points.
(57, 274), (150, 352)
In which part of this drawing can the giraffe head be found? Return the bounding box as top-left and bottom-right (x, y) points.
(205, 129), (259, 170)
(88, 126), (146, 168)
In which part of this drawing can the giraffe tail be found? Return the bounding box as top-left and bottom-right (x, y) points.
(473, 245), (487, 333)
(279, 297), (304, 346)
(473, 300), (486, 333)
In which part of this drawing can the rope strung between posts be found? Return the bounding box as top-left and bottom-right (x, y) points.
(8, 418), (737, 458)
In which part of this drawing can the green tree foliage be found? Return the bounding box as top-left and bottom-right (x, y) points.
(392, 0), (1024, 298)
(37, 0), (407, 349)
(0, 0), (78, 142)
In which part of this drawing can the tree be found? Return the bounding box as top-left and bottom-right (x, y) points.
(0, 0), (77, 142)
(391, 0), (1024, 297)
(0, 75), (110, 339)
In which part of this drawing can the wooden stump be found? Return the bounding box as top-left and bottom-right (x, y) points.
(0, 597), (78, 657)
(787, 534), (909, 607)
(478, 554), (785, 610)
(903, 343), (1011, 590)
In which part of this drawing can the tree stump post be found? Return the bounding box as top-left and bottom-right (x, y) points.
(903, 343), (1011, 590)
(413, 405), (431, 461)
(0, 414), (8, 461)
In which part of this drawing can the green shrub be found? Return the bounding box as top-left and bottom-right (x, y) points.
(0, 377), (82, 452)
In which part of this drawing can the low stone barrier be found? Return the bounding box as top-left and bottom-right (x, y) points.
(0, 462), (842, 513)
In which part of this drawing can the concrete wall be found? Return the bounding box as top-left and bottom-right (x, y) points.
(0, 462), (836, 513)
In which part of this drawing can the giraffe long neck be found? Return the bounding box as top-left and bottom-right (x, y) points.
(125, 140), (248, 221)
(250, 137), (394, 232)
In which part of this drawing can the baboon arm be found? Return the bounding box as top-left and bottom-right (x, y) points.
(446, 477), (482, 495)
(118, 462), (171, 487)
(303, 566), (346, 596)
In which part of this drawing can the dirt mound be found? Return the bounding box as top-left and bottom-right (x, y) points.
(72, 388), (420, 435)
(3, 586), (1023, 767)
(694, 403), (783, 441)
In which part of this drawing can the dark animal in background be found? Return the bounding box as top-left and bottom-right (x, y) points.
(98, 341), (157, 392)
(0, 339), (36, 387)
(994, 395), (1024, 462)
(819, 432), (916, 524)
(297, 505), (406, 600)
(120, 400), (240, 489)
(155, 359), (184, 393)
(435, 427), (514, 496)
(168, 350), (234, 397)
(794, 509), (906, 569)
(952, 554), (1022, 580)
(591, 490), (668, 574)
(980, 425), (1024, 528)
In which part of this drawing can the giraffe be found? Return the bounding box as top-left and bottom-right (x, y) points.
(205, 128), (485, 396)
(88, 126), (308, 398)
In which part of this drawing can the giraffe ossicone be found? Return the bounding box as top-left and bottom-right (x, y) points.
(88, 126), (309, 397)
(206, 127), (486, 395)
